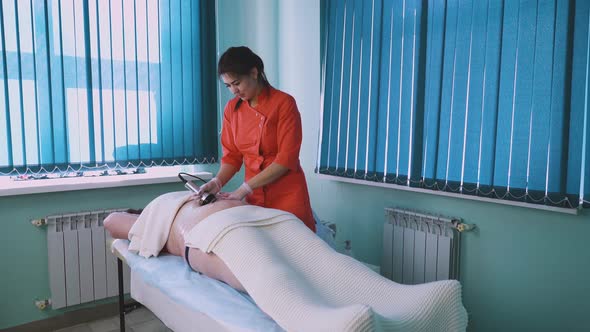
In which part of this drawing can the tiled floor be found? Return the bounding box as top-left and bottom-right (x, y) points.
(53, 307), (171, 332)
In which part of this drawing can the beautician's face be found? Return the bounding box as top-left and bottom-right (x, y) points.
(221, 69), (259, 101)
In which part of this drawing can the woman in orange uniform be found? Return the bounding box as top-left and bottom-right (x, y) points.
(199, 46), (315, 232)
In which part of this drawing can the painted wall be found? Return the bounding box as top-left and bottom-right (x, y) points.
(1, 0), (589, 330)
(0, 182), (184, 328)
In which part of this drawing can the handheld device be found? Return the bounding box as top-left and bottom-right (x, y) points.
(184, 180), (200, 193)
(198, 192), (217, 205)
(178, 172), (217, 206)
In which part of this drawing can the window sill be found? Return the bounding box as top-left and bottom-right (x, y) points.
(0, 166), (212, 197)
(317, 174), (580, 215)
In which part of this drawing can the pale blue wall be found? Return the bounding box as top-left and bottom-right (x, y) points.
(0, 183), (185, 328)
(1, 0), (589, 330)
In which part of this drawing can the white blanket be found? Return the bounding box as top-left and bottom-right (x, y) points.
(185, 205), (468, 332)
(128, 191), (194, 258)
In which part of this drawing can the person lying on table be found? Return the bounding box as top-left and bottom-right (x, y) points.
(104, 192), (468, 332)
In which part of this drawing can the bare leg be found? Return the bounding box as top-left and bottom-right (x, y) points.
(104, 212), (138, 240)
(187, 248), (246, 292)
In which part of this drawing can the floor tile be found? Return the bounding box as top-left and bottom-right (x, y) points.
(129, 319), (169, 332)
(106, 328), (134, 332)
(52, 307), (161, 332)
(106, 315), (134, 331)
(54, 323), (93, 332)
(88, 317), (119, 332)
(125, 307), (157, 325)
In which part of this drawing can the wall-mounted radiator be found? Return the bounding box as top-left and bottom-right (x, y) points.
(46, 209), (130, 309)
(381, 208), (462, 284)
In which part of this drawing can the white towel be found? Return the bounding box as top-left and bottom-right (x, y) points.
(185, 205), (468, 332)
(128, 191), (193, 258)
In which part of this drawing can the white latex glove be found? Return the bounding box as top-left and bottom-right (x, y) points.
(199, 177), (222, 195)
(218, 182), (253, 201)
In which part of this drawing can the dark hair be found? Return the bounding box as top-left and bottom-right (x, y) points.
(218, 46), (270, 87)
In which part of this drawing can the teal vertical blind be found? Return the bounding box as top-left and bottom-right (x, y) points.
(319, 0), (590, 208)
(0, 0), (217, 175)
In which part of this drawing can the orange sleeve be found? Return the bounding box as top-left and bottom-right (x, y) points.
(220, 103), (244, 170)
(274, 97), (302, 171)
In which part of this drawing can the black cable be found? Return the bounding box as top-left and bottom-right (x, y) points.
(177, 172), (208, 184)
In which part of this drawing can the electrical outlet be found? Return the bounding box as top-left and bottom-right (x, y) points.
(35, 299), (51, 310)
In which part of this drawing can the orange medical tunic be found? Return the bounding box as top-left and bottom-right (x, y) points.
(221, 86), (315, 232)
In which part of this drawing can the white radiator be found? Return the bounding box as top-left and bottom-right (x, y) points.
(46, 209), (130, 309)
(381, 208), (461, 284)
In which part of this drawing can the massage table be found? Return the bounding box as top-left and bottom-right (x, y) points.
(110, 203), (467, 332)
(110, 216), (337, 332)
(111, 238), (285, 332)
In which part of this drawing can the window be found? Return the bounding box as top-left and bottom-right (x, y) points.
(318, 0), (589, 208)
(0, 0), (217, 176)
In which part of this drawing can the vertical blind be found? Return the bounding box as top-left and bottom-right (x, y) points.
(319, 0), (590, 208)
(0, 0), (217, 175)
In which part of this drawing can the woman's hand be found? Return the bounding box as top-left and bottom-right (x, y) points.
(218, 182), (253, 201)
(199, 177), (222, 195)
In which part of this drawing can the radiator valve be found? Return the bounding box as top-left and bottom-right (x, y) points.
(456, 222), (476, 232)
(31, 219), (46, 227)
(35, 299), (51, 310)
(450, 219), (476, 232)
